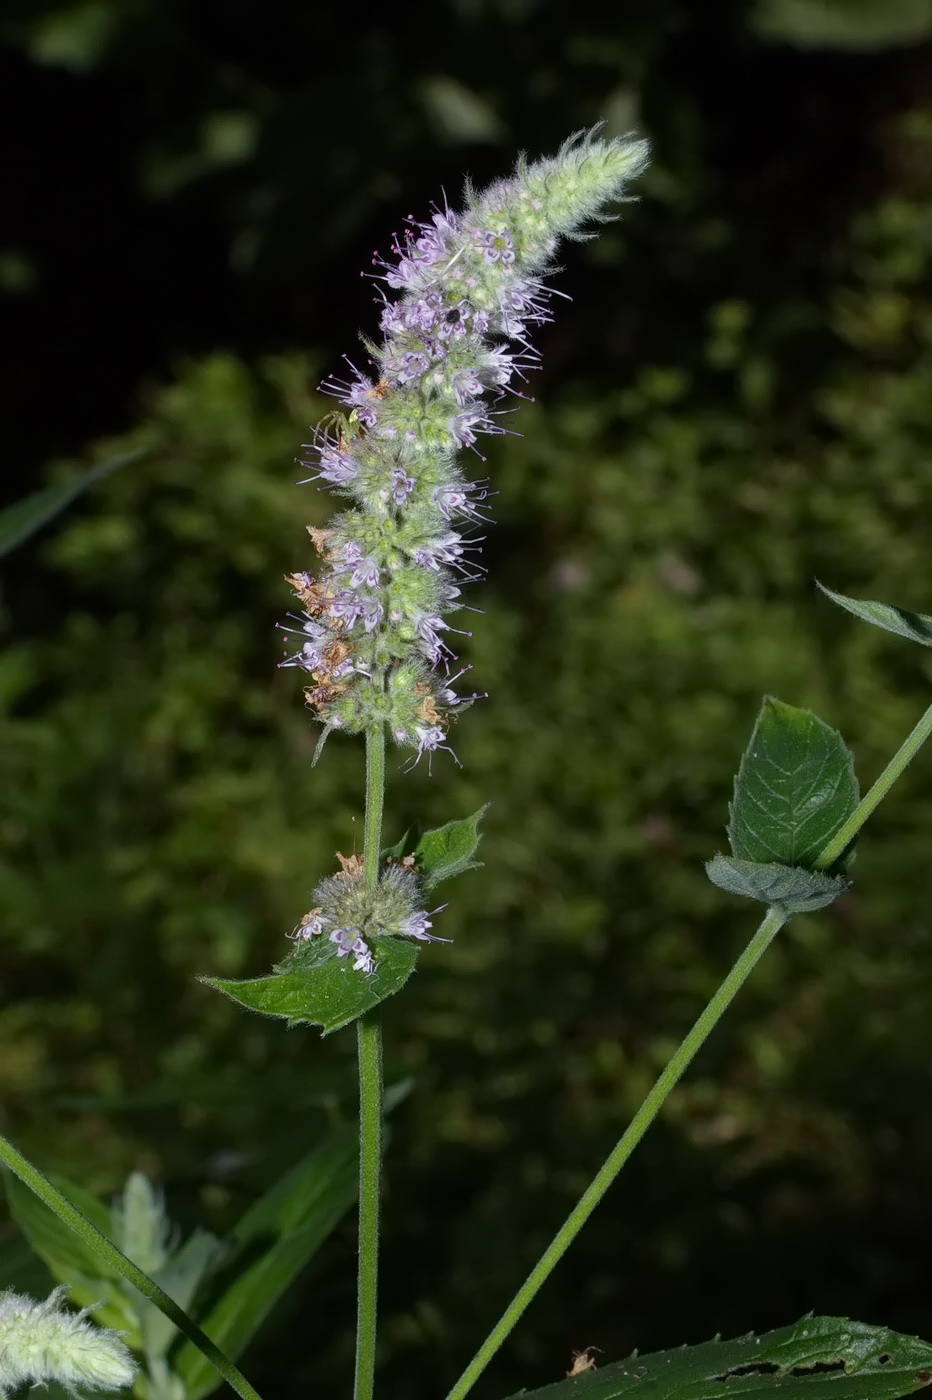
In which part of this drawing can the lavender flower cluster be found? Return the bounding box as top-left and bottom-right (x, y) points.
(291, 858), (446, 975)
(282, 128), (649, 764)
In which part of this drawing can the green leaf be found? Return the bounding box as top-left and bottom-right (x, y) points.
(0, 449), (145, 559)
(201, 935), (418, 1036)
(728, 698), (858, 869)
(502, 1314), (932, 1399)
(414, 804), (489, 889)
(752, 0), (932, 52)
(706, 854), (849, 913)
(2, 1169), (141, 1340)
(818, 582), (932, 648)
(173, 1130), (358, 1400)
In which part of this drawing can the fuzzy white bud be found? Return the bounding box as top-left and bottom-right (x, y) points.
(0, 1287), (137, 1399)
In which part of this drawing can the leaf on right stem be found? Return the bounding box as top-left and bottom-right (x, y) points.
(706, 855), (848, 913)
(706, 697), (858, 914)
(728, 697), (858, 867)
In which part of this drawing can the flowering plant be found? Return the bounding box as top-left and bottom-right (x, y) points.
(4, 128), (932, 1400)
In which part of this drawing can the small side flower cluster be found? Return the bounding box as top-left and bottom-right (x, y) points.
(290, 856), (445, 975)
(282, 127), (649, 764)
(0, 1288), (137, 1400)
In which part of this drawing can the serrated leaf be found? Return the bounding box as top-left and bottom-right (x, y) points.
(0, 449), (145, 559)
(728, 698), (858, 868)
(502, 1314), (932, 1399)
(818, 582), (932, 648)
(173, 1131), (358, 1400)
(201, 936), (418, 1036)
(2, 1169), (141, 1340)
(414, 804), (489, 889)
(706, 854), (849, 913)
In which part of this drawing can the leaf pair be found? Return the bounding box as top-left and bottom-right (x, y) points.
(708, 584), (932, 915)
(706, 696), (857, 914)
(204, 806), (488, 1034)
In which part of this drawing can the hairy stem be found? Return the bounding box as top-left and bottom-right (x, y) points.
(443, 906), (786, 1400)
(446, 694), (932, 1399)
(0, 1134), (263, 1400)
(815, 699), (932, 869)
(354, 724), (386, 1400)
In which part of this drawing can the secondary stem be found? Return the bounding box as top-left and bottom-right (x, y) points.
(0, 1134), (263, 1400)
(446, 694), (932, 1400)
(815, 699), (932, 869)
(443, 906), (786, 1400)
(354, 723), (387, 1400)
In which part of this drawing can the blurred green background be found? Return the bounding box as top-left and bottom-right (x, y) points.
(2, 1), (932, 1397)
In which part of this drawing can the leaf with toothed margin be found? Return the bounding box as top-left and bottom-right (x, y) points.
(500, 1314), (932, 1399)
(727, 698), (858, 869)
(201, 937), (418, 1036)
(413, 804), (489, 889)
(818, 582), (932, 648)
(706, 854), (849, 913)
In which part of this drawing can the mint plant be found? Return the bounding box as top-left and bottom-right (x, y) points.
(4, 129), (932, 1400)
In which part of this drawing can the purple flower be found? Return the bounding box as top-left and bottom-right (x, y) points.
(339, 376), (380, 427)
(302, 442), (358, 486)
(412, 210), (458, 265)
(411, 723), (460, 769)
(449, 408), (492, 448)
(329, 926), (374, 974)
(412, 532), (472, 572)
(479, 346), (523, 389)
(391, 468), (416, 504)
(450, 368), (484, 406)
(415, 614), (452, 663)
(386, 350), (431, 386)
(359, 596), (384, 632)
(340, 540), (363, 563)
(349, 556), (380, 589)
(398, 908), (451, 943)
(328, 591), (364, 628)
(329, 590), (384, 633)
(494, 279), (552, 337)
(479, 228), (516, 264)
(432, 481), (490, 522)
(293, 910), (328, 940)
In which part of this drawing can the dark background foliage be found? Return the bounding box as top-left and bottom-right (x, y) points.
(2, 1), (932, 1398)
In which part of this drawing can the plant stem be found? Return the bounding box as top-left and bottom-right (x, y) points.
(443, 904), (786, 1400)
(363, 722), (386, 889)
(354, 724), (387, 1400)
(446, 695), (932, 1400)
(815, 699), (932, 869)
(0, 1133), (263, 1400)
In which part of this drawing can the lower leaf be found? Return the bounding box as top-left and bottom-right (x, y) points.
(201, 937), (418, 1035)
(706, 854), (849, 913)
(503, 1315), (932, 1399)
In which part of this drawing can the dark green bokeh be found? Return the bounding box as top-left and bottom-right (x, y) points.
(1, 4), (932, 1399)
